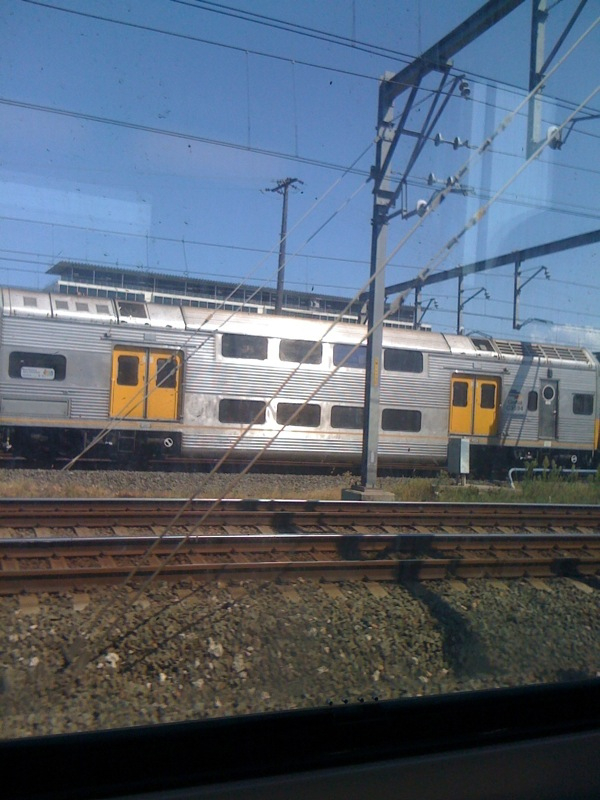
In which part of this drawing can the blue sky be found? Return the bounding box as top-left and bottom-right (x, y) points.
(1, 0), (599, 342)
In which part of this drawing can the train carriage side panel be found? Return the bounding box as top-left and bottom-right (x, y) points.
(0, 290), (190, 461)
(179, 315), (454, 466)
(499, 358), (596, 455)
(0, 316), (112, 423)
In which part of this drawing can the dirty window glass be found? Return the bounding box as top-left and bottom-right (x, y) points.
(2, 0), (599, 748)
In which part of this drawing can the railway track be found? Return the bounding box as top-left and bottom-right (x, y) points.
(1, 497), (600, 532)
(2, 498), (599, 593)
(2, 532), (599, 593)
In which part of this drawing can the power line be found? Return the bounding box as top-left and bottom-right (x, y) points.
(0, 96), (371, 176)
(178, 0), (600, 118)
(2, 92), (599, 220)
(170, 0), (417, 62)
(5, 5), (599, 298)
(19, 0), (600, 139)
(0, 224), (399, 269)
(19, 0), (403, 88)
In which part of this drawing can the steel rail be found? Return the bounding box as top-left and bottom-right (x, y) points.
(2, 532), (600, 553)
(1, 533), (599, 594)
(2, 557), (598, 594)
(0, 498), (599, 529)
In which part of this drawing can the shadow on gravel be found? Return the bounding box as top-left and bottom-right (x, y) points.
(401, 581), (493, 680)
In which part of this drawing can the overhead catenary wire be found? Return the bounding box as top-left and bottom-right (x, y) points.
(0, 246), (417, 277)
(16, 0), (600, 152)
(5, 248), (595, 332)
(4, 151), (599, 254)
(73, 29), (600, 666)
(1, 3), (597, 263)
(177, 0), (600, 117)
(377, 13), (600, 295)
(0, 96), (372, 178)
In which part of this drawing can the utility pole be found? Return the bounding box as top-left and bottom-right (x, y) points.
(351, 0), (524, 501)
(266, 178), (303, 314)
(526, 0), (547, 157)
(526, 0), (588, 156)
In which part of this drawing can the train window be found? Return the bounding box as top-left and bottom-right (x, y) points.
(333, 343), (367, 369)
(118, 300), (147, 318)
(219, 399), (267, 424)
(222, 333), (268, 360)
(8, 351), (66, 381)
(279, 339), (322, 364)
(156, 358), (177, 389)
(384, 348), (423, 373)
(117, 355), (139, 386)
(528, 391), (538, 411)
(480, 384), (496, 409)
(573, 393), (593, 415)
(331, 405), (364, 429)
(276, 402), (321, 427)
(452, 381), (469, 407)
(381, 409), (422, 432)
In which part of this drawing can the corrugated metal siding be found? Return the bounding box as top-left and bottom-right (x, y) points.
(0, 385), (110, 421)
(1, 317), (113, 420)
(499, 363), (596, 445)
(180, 430), (446, 461)
(380, 373), (438, 408)
(70, 389), (111, 419)
(1, 318), (110, 353)
(378, 439), (447, 458)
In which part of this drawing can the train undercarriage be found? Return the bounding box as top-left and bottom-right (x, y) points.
(0, 424), (596, 476)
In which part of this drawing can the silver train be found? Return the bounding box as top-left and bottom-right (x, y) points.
(1, 286), (598, 471)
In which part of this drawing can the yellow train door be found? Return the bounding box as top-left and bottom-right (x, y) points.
(110, 347), (181, 420)
(473, 378), (500, 436)
(449, 377), (474, 434)
(449, 375), (500, 436)
(110, 347), (147, 418)
(146, 352), (181, 420)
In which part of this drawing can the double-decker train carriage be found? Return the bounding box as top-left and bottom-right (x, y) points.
(0, 286), (598, 471)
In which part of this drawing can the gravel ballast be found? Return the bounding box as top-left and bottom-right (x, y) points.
(1, 576), (598, 739)
(0, 470), (598, 739)
(0, 468), (403, 499)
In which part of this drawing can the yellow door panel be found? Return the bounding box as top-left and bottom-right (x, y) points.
(147, 352), (181, 420)
(110, 347), (146, 418)
(449, 378), (474, 435)
(473, 378), (500, 436)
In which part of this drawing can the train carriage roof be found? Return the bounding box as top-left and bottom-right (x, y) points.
(0, 287), (595, 366)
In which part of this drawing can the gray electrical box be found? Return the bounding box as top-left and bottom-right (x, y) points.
(448, 437), (470, 476)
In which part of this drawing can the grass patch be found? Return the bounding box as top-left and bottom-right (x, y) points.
(0, 468), (599, 504)
(389, 478), (441, 502)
